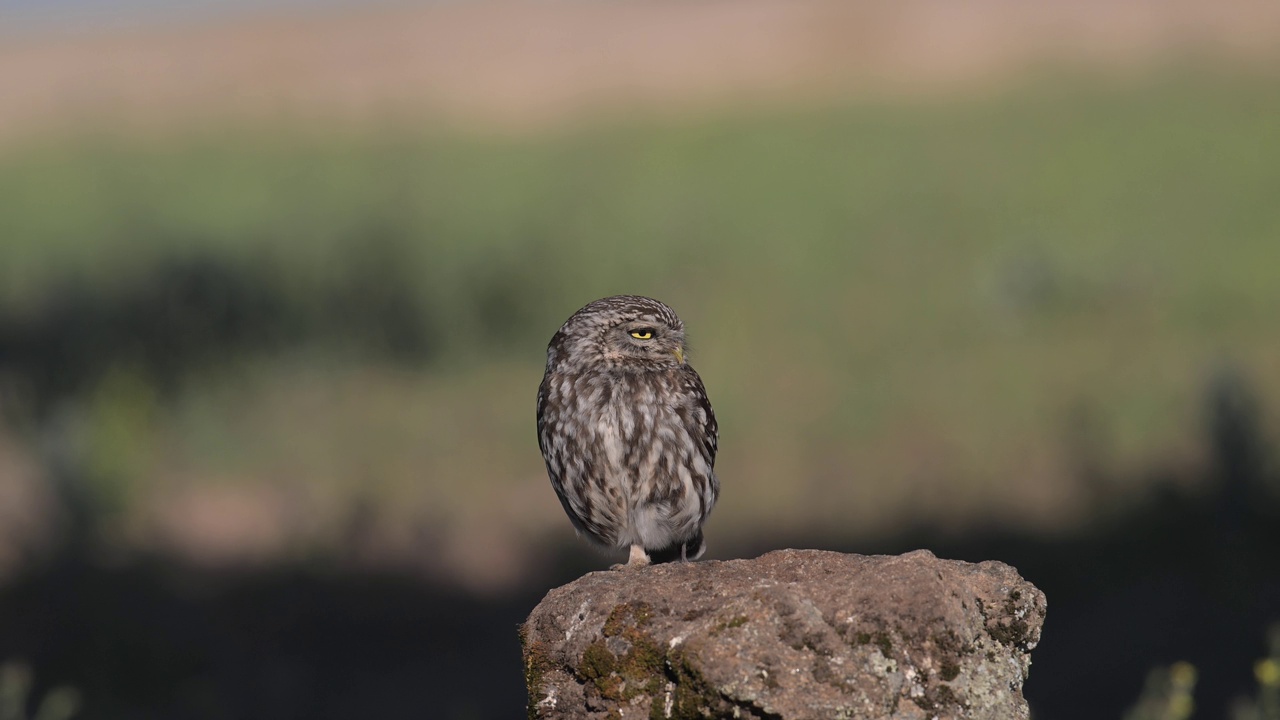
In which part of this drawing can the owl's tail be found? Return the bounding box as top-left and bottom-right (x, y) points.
(647, 530), (706, 564)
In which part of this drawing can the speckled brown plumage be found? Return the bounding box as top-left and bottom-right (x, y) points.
(536, 295), (718, 567)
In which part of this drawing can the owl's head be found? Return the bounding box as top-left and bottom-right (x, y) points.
(547, 295), (688, 372)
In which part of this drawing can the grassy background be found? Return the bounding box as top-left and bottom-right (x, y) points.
(2, 69), (1280, 591)
(2, 48), (1280, 719)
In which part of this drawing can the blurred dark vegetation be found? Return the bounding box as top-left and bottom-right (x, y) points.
(1, 70), (1279, 719)
(861, 368), (1280, 720)
(0, 368), (1276, 720)
(0, 252), (431, 422)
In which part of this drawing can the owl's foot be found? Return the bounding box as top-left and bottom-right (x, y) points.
(611, 544), (652, 570)
(628, 544), (652, 566)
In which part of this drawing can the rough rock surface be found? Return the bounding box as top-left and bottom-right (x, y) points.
(521, 549), (1045, 720)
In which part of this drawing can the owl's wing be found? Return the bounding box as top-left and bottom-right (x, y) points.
(680, 365), (719, 526)
(537, 372), (598, 539)
(535, 376), (557, 481)
(682, 367), (718, 469)
(537, 374), (578, 503)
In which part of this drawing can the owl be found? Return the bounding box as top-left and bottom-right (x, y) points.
(537, 295), (718, 567)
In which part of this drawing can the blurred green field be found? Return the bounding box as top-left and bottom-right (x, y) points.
(2, 69), (1279, 589)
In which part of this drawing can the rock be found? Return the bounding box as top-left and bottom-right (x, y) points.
(520, 549), (1045, 720)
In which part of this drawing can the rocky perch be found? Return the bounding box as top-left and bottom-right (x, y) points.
(521, 549), (1046, 720)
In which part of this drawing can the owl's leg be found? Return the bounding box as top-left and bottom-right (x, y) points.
(609, 544), (652, 570)
(627, 544), (651, 567)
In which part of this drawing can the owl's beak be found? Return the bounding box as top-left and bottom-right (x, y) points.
(673, 347), (685, 365)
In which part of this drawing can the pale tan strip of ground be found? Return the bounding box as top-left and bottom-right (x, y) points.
(1, 0), (1278, 141)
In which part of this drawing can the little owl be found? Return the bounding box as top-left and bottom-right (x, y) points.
(537, 295), (718, 567)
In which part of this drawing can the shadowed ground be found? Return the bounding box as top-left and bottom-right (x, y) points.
(2, 402), (1277, 720)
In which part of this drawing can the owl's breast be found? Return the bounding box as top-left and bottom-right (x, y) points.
(553, 368), (701, 458)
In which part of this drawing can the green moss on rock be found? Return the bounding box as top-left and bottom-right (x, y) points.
(580, 640), (618, 681)
(602, 601), (654, 637)
(710, 614), (750, 636)
(665, 649), (719, 719)
(519, 623), (556, 720)
(578, 602), (667, 708)
(853, 630), (894, 657)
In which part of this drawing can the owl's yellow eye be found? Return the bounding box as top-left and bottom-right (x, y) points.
(629, 329), (654, 340)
